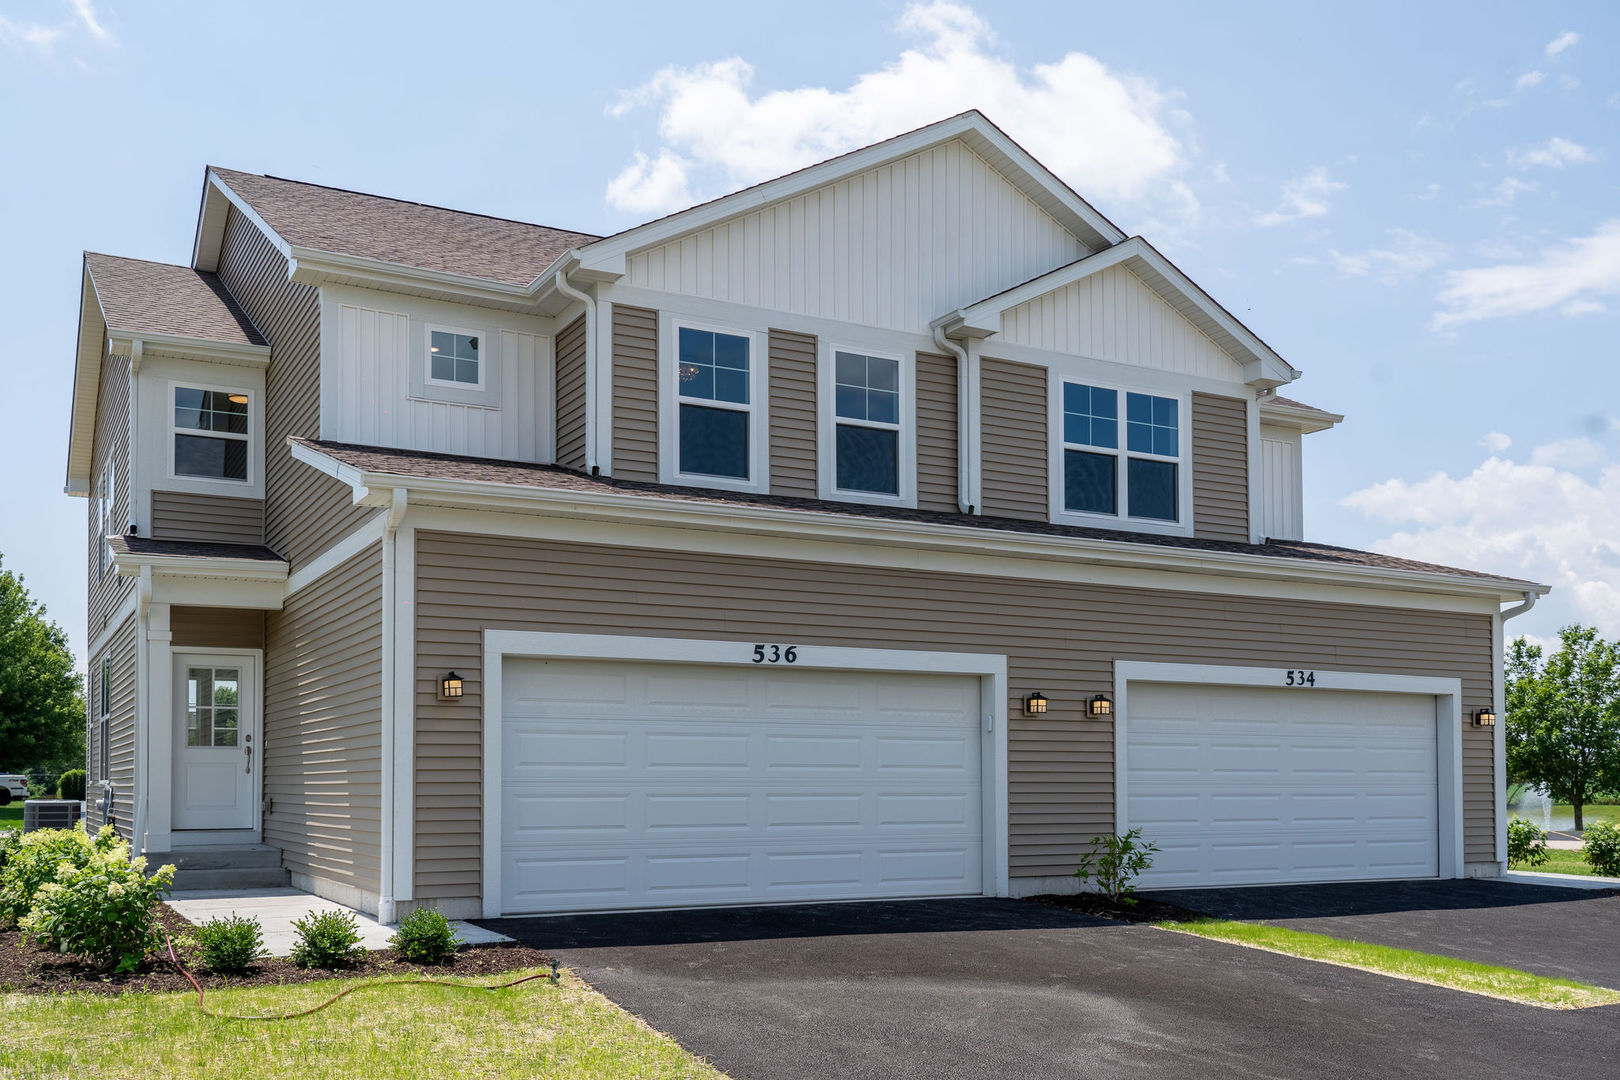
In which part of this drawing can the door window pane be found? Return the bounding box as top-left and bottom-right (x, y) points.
(835, 425), (899, 495)
(678, 404), (749, 479)
(1128, 458), (1178, 520)
(185, 667), (242, 747)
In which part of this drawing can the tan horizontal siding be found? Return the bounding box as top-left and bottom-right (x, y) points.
(980, 356), (1047, 521)
(554, 314), (587, 471)
(149, 491), (265, 545)
(916, 351), (958, 514)
(216, 207), (373, 567)
(88, 353), (132, 641)
(1192, 392), (1249, 543)
(263, 547), (383, 901)
(612, 305), (658, 482)
(413, 531), (1497, 901)
(171, 606), (265, 650)
(769, 328), (817, 498)
(102, 615), (137, 840)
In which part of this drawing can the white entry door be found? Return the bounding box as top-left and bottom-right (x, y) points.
(172, 654), (258, 831)
(1126, 683), (1440, 888)
(499, 659), (984, 915)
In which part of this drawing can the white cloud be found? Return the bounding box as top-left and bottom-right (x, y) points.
(1530, 437), (1608, 470)
(1415, 182), (1441, 201)
(1432, 221), (1620, 328)
(0, 0), (113, 52)
(1467, 176), (1536, 209)
(1509, 136), (1595, 169)
(1545, 30), (1580, 57)
(1253, 166), (1345, 227)
(1515, 71), (1546, 91)
(1342, 445), (1620, 636)
(1326, 228), (1448, 283)
(604, 1), (1189, 220)
(1480, 432), (1513, 453)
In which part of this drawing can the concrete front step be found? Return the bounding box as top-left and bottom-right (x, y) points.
(144, 845), (289, 890)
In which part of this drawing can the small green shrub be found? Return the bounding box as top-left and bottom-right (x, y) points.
(1507, 817), (1550, 868)
(1582, 820), (1620, 877)
(389, 907), (462, 964)
(0, 824), (119, 925)
(18, 835), (175, 972)
(56, 769), (86, 801)
(1074, 828), (1160, 906)
(193, 914), (266, 974)
(289, 908), (366, 969)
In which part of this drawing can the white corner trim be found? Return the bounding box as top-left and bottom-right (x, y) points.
(478, 631), (1010, 919)
(285, 510), (388, 596)
(1111, 661), (1466, 880)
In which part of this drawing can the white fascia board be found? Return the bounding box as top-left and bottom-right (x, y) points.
(65, 265), (107, 496)
(576, 111), (1125, 275)
(106, 331), (269, 368)
(1260, 400), (1344, 434)
(289, 443), (1547, 604)
(204, 171), (294, 262)
(190, 172), (232, 273)
(112, 552), (288, 583)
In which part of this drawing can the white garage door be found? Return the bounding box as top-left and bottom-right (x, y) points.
(500, 658), (984, 914)
(1127, 684), (1439, 888)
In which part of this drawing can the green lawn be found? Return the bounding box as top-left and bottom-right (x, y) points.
(1157, 918), (1620, 1010)
(0, 968), (728, 1079)
(1518, 848), (1611, 877)
(0, 804), (21, 829)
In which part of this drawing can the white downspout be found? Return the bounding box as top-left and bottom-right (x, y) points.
(553, 269), (599, 475)
(377, 487), (408, 925)
(932, 326), (976, 515)
(1494, 589), (1539, 874)
(126, 340), (142, 536)
(1500, 591), (1538, 622)
(133, 565), (152, 852)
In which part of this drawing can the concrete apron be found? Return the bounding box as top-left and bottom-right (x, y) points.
(165, 888), (512, 957)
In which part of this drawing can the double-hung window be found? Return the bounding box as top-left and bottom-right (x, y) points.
(832, 351), (901, 497)
(95, 457), (116, 580)
(675, 326), (754, 481)
(1058, 379), (1183, 527)
(173, 387), (249, 482)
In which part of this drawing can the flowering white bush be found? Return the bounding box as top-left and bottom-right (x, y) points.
(19, 834), (175, 972)
(0, 824), (118, 925)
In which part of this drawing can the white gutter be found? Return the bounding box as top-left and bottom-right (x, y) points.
(1500, 591), (1538, 622)
(552, 267), (600, 475)
(931, 325), (976, 515)
(377, 487), (408, 925)
(1494, 589), (1540, 872)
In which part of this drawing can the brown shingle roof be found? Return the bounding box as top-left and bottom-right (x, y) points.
(294, 439), (1538, 589)
(85, 254), (266, 346)
(109, 535), (285, 563)
(1267, 394), (1338, 415)
(211, 168), (601, 287)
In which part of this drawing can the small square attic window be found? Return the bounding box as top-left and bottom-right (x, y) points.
(429, 329), (482, 387)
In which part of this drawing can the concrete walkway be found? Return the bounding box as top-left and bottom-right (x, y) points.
(167, 888), (511, 957)
(1502, 868), (1620, 890)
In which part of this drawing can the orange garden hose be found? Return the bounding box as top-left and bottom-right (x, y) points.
(162, 927), (559, 1021)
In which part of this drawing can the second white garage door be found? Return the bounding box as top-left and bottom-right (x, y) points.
(500, 659), (984, 914)
(1126, 683), (1440, 888)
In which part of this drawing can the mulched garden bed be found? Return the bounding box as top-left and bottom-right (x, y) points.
(0, 904), (555, 996)
(1028, 891), (1209, 925)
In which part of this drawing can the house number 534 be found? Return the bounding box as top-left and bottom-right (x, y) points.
(1285, 670), (1317, 686)
(752, 644), (799, 664)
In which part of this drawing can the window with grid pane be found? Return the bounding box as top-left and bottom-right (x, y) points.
(676, 326), (752, 480)
(1058, 381), (1180, 524)
(429, 329), (482, 386)
(173, 387), (249, 482)
(833, 351), (900, 496)
(185, 667), (241, 748)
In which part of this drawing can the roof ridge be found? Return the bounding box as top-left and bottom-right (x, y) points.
(208, 166), (604, 241)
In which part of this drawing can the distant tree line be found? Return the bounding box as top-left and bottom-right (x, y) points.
(1505, 625), (1620, 831)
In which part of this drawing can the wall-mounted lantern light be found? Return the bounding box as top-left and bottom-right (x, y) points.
(1087, 694), (1114, 718)
(1473, 707), (1497, 727)
(1023, 692), (1049, 716)
(438, 671), (464, 701)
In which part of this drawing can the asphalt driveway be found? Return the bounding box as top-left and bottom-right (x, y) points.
(481, 897), (1620, 1080)
(1145, 878), (1620, 987)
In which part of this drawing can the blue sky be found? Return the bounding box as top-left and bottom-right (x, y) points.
(3, 0), (1616, 664)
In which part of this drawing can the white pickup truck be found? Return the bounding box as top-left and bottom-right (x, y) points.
(0, 774), (30, 805)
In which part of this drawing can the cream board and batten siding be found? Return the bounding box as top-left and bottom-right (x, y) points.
(149, 492), (265, 545)
(611, 305), (659, 483)
(623, 139), (1087, 333)
(88, 351), (133, 642)
(263, 546), (384, 911)
(1260, 423), (1305, 541)
(216, 207), (375, 569)
(1190, 393), (1250, 543)
(317, 283), (555, 464)
(411, 530), (1499, 907)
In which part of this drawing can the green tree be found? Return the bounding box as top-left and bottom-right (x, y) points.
(0, 556), (84, 774)
(1505, 626), (1620, 831)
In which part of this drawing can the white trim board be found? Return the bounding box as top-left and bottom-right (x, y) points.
(1111, 661), (1466, 881)
(478, 631), (1009, 919)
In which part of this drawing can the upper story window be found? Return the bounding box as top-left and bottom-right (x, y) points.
(173, 386), (249, 482)
(427, 326), (483, 389)
(676, 326), (754, 481)
(1056, 379), (1184, 529)
(95, 457), (116, 581)
(833, 350), (901, 497)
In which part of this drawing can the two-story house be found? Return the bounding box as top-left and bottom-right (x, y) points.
(66, 111), (1544, 922)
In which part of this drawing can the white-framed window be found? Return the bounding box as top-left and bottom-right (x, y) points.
(94, 456), (116, 580)
(171, 384), (250, 483)
(818, 344), (916, 506)
(98, 655), (111, 778)
(426, 324), (486, 390)
(660, 319), (768, 492)
(1050, 376), (1189, 533)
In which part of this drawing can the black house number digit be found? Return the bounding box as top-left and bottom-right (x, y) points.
(1285, 669), (1317, 686)
(752, 644), (800, 664)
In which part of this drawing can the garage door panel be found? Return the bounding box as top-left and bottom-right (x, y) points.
(501, 660), (983, 914)
(1129, 683), (1439, 888)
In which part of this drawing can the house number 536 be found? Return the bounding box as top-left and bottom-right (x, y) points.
(752, 644), (799, 664)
